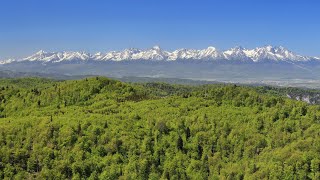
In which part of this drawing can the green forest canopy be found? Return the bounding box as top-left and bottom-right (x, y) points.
(1, 77), (320, 179)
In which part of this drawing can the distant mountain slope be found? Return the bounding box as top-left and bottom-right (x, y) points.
(1, 45), (318, 64)
(1, 46), (320, 88)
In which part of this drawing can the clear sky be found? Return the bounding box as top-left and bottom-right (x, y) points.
(0, 0), (319, 59)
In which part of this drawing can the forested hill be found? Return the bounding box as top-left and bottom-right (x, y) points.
(1, 77), (320, 179)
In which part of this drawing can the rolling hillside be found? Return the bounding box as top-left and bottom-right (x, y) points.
(1, 77), (320, 179)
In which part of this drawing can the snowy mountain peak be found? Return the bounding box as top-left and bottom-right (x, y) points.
(0, 59), (16, 65)
(206, 46), (217, 51)
(1, 45), (318, 64)
(223, 46), (251, 61)
(23, 50), (53, 61)
(264, 45), (274, 50)
(152, 45), (162, 50)
(197, 46), (221, 59)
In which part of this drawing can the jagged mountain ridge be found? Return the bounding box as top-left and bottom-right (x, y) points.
(1, 45), (319, 64)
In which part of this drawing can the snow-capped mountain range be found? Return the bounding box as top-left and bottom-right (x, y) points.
(1, 45), (319, 64)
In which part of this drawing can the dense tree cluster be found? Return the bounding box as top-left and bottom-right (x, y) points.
(0, 77), (320, 179)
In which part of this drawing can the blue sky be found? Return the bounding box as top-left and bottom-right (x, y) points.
(0, 0), (319, 59)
